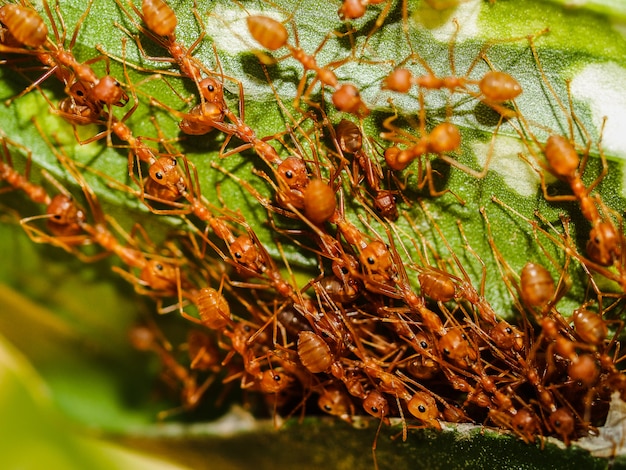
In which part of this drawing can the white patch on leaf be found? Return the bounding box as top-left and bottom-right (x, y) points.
(576, 392), (626, 458)
(473, 135), (541, 197)
(206, 5), (285, 56)
(570, 63), (626, 159)
(415, 1), (482, 41)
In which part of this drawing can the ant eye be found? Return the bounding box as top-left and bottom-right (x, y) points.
(420, 341), (428, 349)
(341, 267), (349, 274)
(443, 348), (450, 356)
(155, 172), (163, 180)
(155, 263), (163, 271)
(208, 84), (214, 92)
(324, 405), (332, 411)
(418, 405), (426, 413)
(370, 406), (378, 413)
(76, 90), (84, 96)
(554, 420), (561, 428)
(235, 252), (242, 259)
(505, 327), (512, 334)
(53, 214), (61, 220)
(367, 257), (375, 265)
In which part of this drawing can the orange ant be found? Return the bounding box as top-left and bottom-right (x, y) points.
(172, 177), (311, 316)
(317, 385), (356, 422)
(382, 239), (448, 336)
(519, 117), (622, 271)
(98, 15), (248, 146)
(334, 119), (399, 220)
(129, 322), (217, 419)
(380, 93), (473, 205)
(221, 318), (295, 400)
(515, 36), (624, 273)
(109, 8), (287, 167)
(102, 144), (299, 310)
(0, 133), (90, 250)
(36, 124), (202, 315)
(246, 15), (369, 117)
(114, 0), (254, 147)
(0, 1), (128, 109)
(489, 195), (625, 308)
(135, 61), (282, 167)
(119, 0), (207, 82)
(489, 405), (543, 444)
(410, 201), (499, 326)
(318, 206), (448, 337)
(382, 21), (547, 116)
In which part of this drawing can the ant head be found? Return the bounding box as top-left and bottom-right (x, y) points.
(408, 392), (439, 427)
(149, 156), (181, 188)
(318, 387), (353, 421)
(93, 76), (128, 106)
(277, 157), (309, 189)
(362, 390), (389, 420)
(360, 241), (392, 274)
(140, 259), (178, 292)
(587, 222), (620, 266)
(46, 194), (85, 229)
(198, 77), (224, 104)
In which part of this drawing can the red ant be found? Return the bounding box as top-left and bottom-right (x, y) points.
(410, 201), (499, 326)
(122, 0), (206, 82)
(246, 14), (369, 117)
(221, 318), (295, 401)
(35, 125), (204, 316)
(380, 93), (472, 205)
(129, 322), (217, 419)
(0, 133), (90, 251)
(489, 195), (624, 308)
(516, 36), (624, 275)
(114, 0), (255, 147)
(317, 385), (355, 422)
(334, 119), (399, 220)
(383, 21), (547, 115)
(1, 1), (128, 110)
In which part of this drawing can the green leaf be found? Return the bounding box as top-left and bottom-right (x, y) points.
(0, 326), (190, 470)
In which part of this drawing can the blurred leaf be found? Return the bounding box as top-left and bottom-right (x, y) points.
(0, 329), (190, 470)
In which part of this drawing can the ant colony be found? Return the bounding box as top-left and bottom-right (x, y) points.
(1, 0), (626, 466)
